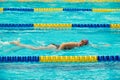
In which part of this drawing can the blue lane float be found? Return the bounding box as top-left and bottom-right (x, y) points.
(0, 24), (34, 30)
(63, 8), (92, 11)
(0, 56), (39, 62)
(98, 56), (120, 62)
(72, 24), (110, 28)
(4, 8), (34, 12)
(0, 24), (33, 27)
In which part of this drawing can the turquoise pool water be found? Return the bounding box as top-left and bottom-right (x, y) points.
(0, 29), (120, 56)
(0, 2), (120, 80)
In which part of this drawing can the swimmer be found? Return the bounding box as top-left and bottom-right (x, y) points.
(9, 40), (89, 50)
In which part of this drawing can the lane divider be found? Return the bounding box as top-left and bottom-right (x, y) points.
(34, 8), (63, 12)
(0, 8), (3, 12)
(0, 56), (120, 62)
(0, 8), (120, 12)
(92, 8), (120, 12)
(18, 0), (54, 2)
(4, 8), (34, 12)
(0, 0), (54, 2)
(110, 24), (120, 28)
(64, 0), (85, 2)
(64, 0), (120, 2)
(0, 0), (120, 2)
(0, 24), (120, 29)
(40, 56), (97, 62)
(34, 24), (72, 29)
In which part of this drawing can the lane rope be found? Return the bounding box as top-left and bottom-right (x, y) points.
(0, 56), (120, 62)
(0, 24), (120, 29)
(0, 8), (120, 12)
(0, 0), (120, 2)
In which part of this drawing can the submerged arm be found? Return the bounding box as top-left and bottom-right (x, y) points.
(89, 43), (110, 48)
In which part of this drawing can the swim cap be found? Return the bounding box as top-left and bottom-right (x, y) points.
(78, 40), (89, 46)
(84, 40), (88, 45)
(81, 40), (89, 45)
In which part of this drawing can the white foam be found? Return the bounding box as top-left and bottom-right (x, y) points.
(0, 40), (10, 45)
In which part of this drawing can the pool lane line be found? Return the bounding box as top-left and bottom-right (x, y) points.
(63, 0), (120, 2)
(0, 8), (3, 12)
(0, 56), (120, 62)
(92, 8), (120, 12)
(0, 0), (120, 2)
(35, 24), (120, 29)
(0, 24), (120, 29)
(1, 8), (120, 12)
(40, 56), (98, 62)
(34, 24), (72, 29)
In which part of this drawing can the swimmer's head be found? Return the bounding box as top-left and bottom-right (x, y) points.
(78, 40), (89, 46)
(81, 40), (88, 45)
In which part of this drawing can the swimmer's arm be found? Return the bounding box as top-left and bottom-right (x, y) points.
(58, 42), (77, 50)
(58, 43), (71, 50)
(58, 44), (66, 50)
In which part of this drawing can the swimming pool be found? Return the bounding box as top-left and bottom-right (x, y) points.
(0, 1), (120, 80)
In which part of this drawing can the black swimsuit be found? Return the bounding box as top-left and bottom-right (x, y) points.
(51, 43), (72, 50)
(51, 43), (60, 49)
